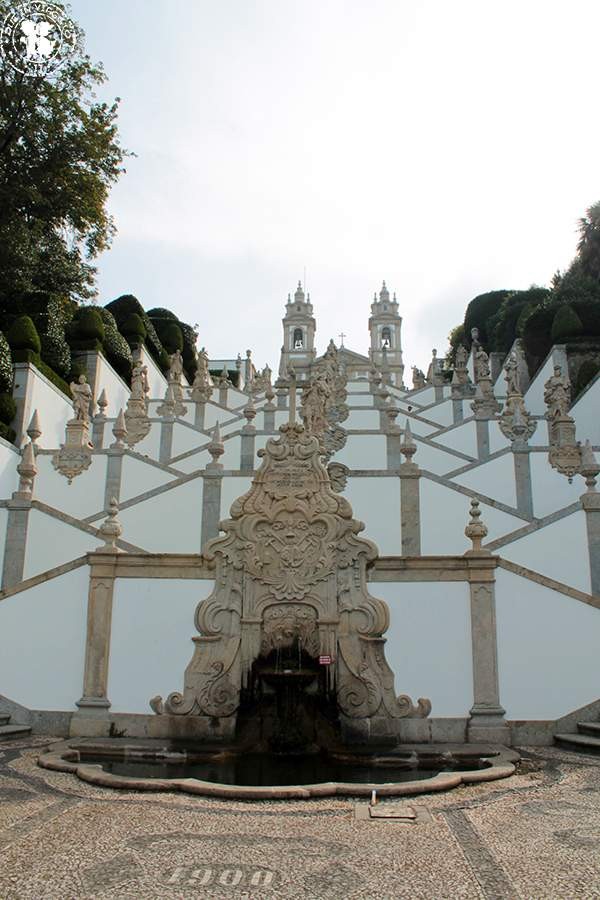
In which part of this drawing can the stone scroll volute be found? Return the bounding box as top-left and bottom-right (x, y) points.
(151, 424), (431, 727)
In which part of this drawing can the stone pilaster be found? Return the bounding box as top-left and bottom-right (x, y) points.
(194, 400), (206, 430)
(399, 422), (421, 556)
(464, 501), (509, 744)
(579, 441), (600, 596)
(240, 430), (256, 472)
(512, 442), (534, 519)
(386, 432), (401, 469)
(104, 451), (124, 510)
(159, 419), (174, 464)
(12, 363), (36, 447)
(2, 440), (38, 588)
(201, 471), (223, 548)
(475, 419), (490, 460)
(263, 406), (276, 432)
(2, 501), (30, 588)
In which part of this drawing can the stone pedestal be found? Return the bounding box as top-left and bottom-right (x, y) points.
(52, 419), (93, 483)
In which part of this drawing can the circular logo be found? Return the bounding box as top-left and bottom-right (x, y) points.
(0, 1), (76, 77)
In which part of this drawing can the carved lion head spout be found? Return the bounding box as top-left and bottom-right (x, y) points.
(260, 604), (321, 659)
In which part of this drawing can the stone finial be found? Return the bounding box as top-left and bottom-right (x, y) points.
(96, 389), (108, 418)
(98, 497), (123, 553)
(16, 440), (37, 497)
(26, 409), (41, 445)
(207, 421), (225, 469)
(157, 383), (176, 419)
(243, 395), (257, 431)
(465, 499), (489, 554)
(580, 440), (600, 493)
(111, 408), (127, 449)
(385, 399), (400, 433)
(400, 419), (417, 465)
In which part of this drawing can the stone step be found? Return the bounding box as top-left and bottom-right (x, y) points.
(0, 714), (9, 726)
(555, 732), (600, 754)
(0, 724), (31, 740)
(577, 722), (600, 737)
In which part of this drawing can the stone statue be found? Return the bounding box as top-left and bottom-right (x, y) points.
(70, 374), (92, 424)
(412, 366), (426, 390)
(455, 345), (468, 370)
(544, 365), (571, 420)
(168, 349), (184, 383)
(301, 375), (331, 435)
(474, 346), (490, 381)
(504, 353), (519, 395)
(130, 362), (149, 403)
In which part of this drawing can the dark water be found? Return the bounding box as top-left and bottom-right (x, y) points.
(82, 752), (489, 786)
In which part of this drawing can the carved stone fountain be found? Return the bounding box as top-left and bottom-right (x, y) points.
(151, 421), (430, 749)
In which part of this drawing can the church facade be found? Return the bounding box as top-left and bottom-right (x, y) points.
(0, 282), (599, 750)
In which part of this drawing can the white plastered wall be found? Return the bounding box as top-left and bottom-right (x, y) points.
(529, 452), (583, 518)
(119, 456), (175, 503)
(0, 566), (88, 709)
(345, 477), (400, 555)
(433, 421), (478, 458)
(108, 578), (214, 714)
(139, 347), (167, 397)
(33, 454), (107, 519)
(496, 568), (600, 719)
(499, 510), (591, 594)
(24, 511), (102, 578)
(378, 582), (473, 717)
(334, 434), (386, 470)
(118, 478), (204, 553)
(26, 368), (72, 449)
(220, 476), (252, 518)
(571, 374), (600, 445)
(451, 453), (517, 507)
(420, 479), (524, 555)
(95, 355), (130, 417)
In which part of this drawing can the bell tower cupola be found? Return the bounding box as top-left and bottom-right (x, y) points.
(278, 281), (316, 381)
(369, 281), (404, 387)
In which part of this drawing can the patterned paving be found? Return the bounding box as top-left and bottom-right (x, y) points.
(1, 738), (600, 899)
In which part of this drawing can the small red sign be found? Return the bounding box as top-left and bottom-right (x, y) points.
(319, 655), (332, 665)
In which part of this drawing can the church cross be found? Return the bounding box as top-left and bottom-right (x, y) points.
(338, 332), (346, 347)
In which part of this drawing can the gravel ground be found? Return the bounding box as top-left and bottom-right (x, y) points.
(1, 737), (599, 899)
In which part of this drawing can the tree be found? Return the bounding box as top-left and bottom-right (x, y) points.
(577, 201), (600, 281)
(0, 1), (130, 303)
(463, 290), (513, 349)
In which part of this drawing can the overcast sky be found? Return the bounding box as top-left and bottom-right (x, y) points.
(71, 0), (600, 374)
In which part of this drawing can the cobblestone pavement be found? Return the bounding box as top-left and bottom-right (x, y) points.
(1, 738), (600, 899)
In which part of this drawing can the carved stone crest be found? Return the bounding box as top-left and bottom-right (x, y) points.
(151, 423), (430, 729)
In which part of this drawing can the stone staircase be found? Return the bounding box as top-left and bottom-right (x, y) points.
(0, 712), (31, 741)
(555, 721), (600, 754)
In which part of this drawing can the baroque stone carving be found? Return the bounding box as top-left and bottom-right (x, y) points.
(70, 374), (92, 424)
(411, 366), (426, 390)
(301, 340), (349, 462)
(544, 365), (581, 480)
(167, 350), (187, 416)
(190, 348), (213, 403)
(124, 360), (151, 447)
(52, 399), (94, 484)
(151, 423), (430, 726)
(498, 353), (537, 444)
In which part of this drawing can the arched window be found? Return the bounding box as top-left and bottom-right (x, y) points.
(293, 328), (304, 349)
(381, 327), (392, 349)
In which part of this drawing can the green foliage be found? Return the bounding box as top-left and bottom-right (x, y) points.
(552, 263), (600, 306)
(73, 307), (105, 342)
(522, 305), (558, 374)
(105, 295), (163, 361)
(179, 322), (199, 380)
(488, 287), (551, 354)
(98, 308), (132, 381)
(0, 1), (130, 304)
(577, 201), (600, 281)
(0, 331), (12, 394)
(161, 322), (184, 354)
(7, 316), (41, 354)
(0, 392), (16, 425)
(463, 290), (513, 348)
(147, 307), (178, 321)
(551, 305), (583, 343)
(445, 323), (465, 367)
(575, 360), (600, 398)
(68, 359), (88, 381)
(0, 422), (15, 444)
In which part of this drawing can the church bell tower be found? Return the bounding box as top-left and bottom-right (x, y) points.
(369, 281), (404, 387)
(277, 281), (316, 382)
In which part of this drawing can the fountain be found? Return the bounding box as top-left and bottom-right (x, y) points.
(39, 419), (518, 797)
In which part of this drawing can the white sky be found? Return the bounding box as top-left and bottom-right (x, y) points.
(71, 0), (600, 373)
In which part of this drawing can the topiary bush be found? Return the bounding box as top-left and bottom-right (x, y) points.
(99, 308), (132, 382)
(67, 306), (106, 352)
(551, 305), (583, 343)
(121, 312), (146, 349)
(0, 331), (13, 394)
(488, 287), (551, 355)
(105, 295), (164, 362)
(463, 290), (513, 348)
(7, 315), (41, 354)
(0, 392), (16, 425)
(161, 321), (184, 354)
(0, 423), (16, 444)
(575, 360), (600, 398)
(522, 304), (558, 375)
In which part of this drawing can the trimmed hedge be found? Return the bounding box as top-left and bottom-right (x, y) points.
(0, 423), (16, 444)
(551, 305), (583, 342)
(105, 295), (164, 363)
(0, 331), (13, 394)
(0, 392), (16, 425)
(99, 308), (133, 382)
(464, 290), (513, 348)
(7, 316), (41, 354)
(575, 360), (600, 398)
(161, 322), (184, 354)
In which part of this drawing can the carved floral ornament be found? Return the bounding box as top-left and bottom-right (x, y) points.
(151, 423), (430, 723)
